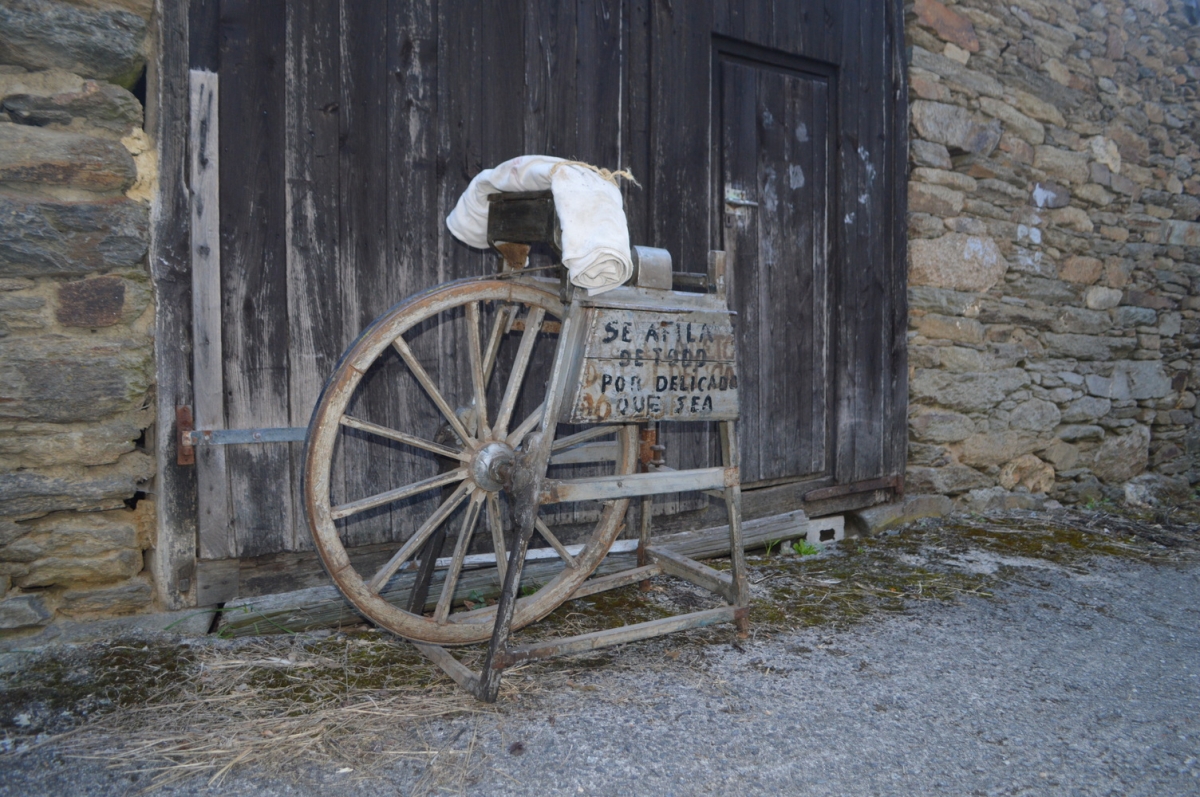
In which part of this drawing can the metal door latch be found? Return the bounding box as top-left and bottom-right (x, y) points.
(176, 405), (306, 465)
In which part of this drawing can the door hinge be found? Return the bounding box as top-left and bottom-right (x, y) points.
(176, 405), (195, 466)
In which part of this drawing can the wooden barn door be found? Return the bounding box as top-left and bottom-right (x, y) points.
(718, 52), (832, 487)
(176, 0), (906, 604)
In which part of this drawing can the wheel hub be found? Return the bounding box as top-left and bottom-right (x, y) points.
(470, 441), (515, 492)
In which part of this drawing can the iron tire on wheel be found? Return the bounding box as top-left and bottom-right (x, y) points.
(303, 278), (637, 646)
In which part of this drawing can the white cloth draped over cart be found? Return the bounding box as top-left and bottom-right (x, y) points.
(445, 155), (633, 295)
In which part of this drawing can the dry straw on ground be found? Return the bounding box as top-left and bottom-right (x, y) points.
(2, 504), (1197, 791)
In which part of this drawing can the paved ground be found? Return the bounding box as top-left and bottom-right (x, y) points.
(2, 548), (1198, 796)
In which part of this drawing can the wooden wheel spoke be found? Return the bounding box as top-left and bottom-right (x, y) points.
(481, 303), (515, 385)
(366, 480), (471, 593)
(465, 302), (490, 438)
(551, 425), (617, 451)
(331, 468), (466, 521)
(487, 492), (507, 584)
(391, 335), (474, 446)
(494, 307), (544, 438)
(340, 415), (469, 461)
(506, 402), (544, 448)
(534, 516), (578, 569)
(435, 490), (485, 623)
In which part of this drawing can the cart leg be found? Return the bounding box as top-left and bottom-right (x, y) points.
(637, 494), (653, 591)
(720, 421), (750, 637)
(479, 298), (584, 701)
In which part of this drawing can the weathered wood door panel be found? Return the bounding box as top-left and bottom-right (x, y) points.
(184, 0), (906, 595)
(720, 56), (831, 486)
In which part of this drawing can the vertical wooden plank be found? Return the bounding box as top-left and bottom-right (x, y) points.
(337, 0), (402, 550)
(833, 0), (860, 485)
(386, 0), (443, 548)
(526, 0), (578, 160)
(189, 69), (233, 560)
(859, 0), (888, 483)
(809, 76), (832, 476)
(189, 0), (220, 71)
(285, 0), (342, 551)
(884, 0), (909, 481)
(150, 0), (199, 608)
(219, 0), (294, 558)
(650, 0), (714, 514)
(720, 60), (762, 483)
(440, 0), (483, 283)
(755, 68), (821, 482)
(713, 0), (769, 43)
(576, 0), (622, 167)
(624, 0), (651, 246)
(482, 0), (524, 169)
(832, 0), (889, 484)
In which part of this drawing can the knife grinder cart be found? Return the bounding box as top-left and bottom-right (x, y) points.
(302, 191), (749, 701)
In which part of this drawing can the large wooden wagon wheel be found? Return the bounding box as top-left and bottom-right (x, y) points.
(304, 278), (637, 646)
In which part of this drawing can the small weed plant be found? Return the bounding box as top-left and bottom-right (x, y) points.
(792, 539), (823, 557)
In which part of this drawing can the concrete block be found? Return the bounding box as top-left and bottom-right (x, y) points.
(846, 495), (954, 536)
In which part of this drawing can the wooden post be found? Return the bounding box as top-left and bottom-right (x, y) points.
(188, 69), (233, 562)
(477, 298), (586, 701)
(150, 0), (201, 610)
(721, 420), (750, 636)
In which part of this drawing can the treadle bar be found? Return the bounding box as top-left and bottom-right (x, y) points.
(540, 466), (736, 504)
(492, 606), (745, 669)
(645, 546), (736, 604)
(569, 564), (662, 600)
(414, 643), (479, 693)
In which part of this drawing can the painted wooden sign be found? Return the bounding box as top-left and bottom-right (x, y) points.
(565, 307), (740, 423)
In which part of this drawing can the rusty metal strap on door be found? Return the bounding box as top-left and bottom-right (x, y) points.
(184, 427), (308, 446)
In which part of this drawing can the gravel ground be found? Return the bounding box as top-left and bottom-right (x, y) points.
(2, 549), (1199, 796)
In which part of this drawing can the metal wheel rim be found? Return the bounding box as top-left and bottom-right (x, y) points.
(303, 279), (637, 645)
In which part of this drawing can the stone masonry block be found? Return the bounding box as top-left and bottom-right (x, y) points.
(0, 71), (142, 134)
(0, 594), (51, 629)
(979, 96), (1044, 144)
(60, 576), (152, 615)
(911, 100), (1001, 155)
(909, 233), (1006, 292)
(1059, 256), (1104, 284)
(909, 182), (965, 216)
(914, 313), (984, 343)
(1, 510), (139, 564)
(0, 415), (147, 469)
(910, 368), (1031, 413)
(0, 125), (135, 192)
(56, 276), (126, 327)
(16, 549), (141, 589)
(905, 465), (991, 495)
(0, 335), (153, 422)
(1090, 426), (1151, 484)
(909, 406), (976, 442)
(1042, 333), (1136, 361)
(913, 0), (979, 52)
(0, 0), (149, 88)
(0, 194), (148, 279)
(0, 452), (153, 516)
(1033, 146), (1090, 184)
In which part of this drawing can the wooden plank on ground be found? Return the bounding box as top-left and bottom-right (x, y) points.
(495, 607), (739, 667)
(217, 509), (807, 637)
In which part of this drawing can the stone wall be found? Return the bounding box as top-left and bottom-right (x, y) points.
(0, 0), (157, 638)
(904, 0), (1200, 508)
